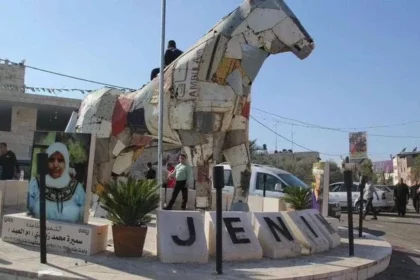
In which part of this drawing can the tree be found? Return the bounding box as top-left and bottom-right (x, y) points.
(411, 156), (420, 184)
(359, 158), (374, 179)
(328, 161), (343, 184)
(385, 176), (394, 185)
(249, 139), (263, 159)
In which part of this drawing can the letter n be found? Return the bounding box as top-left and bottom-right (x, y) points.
(263, 216), (294, 242)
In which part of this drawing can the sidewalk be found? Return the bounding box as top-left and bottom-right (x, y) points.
(0, 207), (392, 280)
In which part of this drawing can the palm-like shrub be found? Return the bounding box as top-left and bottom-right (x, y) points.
(97, 177), (160, 226)
(283, 186), (312, 210)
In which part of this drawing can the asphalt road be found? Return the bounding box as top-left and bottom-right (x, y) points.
(340, 203), (420, 279)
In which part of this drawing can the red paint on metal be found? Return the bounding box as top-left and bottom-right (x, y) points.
(111, 97), (133, 136)
(242, 102), (251, 119)
(197, 164), (210, 183)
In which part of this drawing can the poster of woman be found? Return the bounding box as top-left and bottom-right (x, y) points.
(27, 131), (94, 224)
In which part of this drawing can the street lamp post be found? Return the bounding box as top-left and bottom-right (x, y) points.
(157, 0), (167, 209)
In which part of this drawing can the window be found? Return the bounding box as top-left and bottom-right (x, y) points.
(223, 170), (233, 186)
(331, 184), (342, 192)
(277, 173), (307, 188)
(0, 107), (12, 132)
(338, 184), (358, 192)
(256, 173), (283, 192)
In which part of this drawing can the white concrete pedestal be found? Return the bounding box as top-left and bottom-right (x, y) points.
(1, 213), (108, 256)
(0, 180), (28, 207)
(205, 211), (262, 261)
(157, 210), (208, 263)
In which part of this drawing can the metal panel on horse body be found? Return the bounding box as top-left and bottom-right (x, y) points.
(216, 3), (251, 37)
(225, 34), (246, 59)
(241, 44), (268, 81)
(112, 151), (133, 175)
(272, 17), (305, 47)
(144, 102), (181, 145)
(246, 8), (287, 33)
(223, 143), (249, 167)
(195, 112), (223, 134)
(204, 35), (229, 81)
(226, 69), (244, 96)
(133, 79), (158, 108)
(212, 58), (242, 85)
(257, 29), (288, 54)
(111, 97), (133, 136)
(173, 43), (206, 101)
(94, 92), (119, 121)
(168, 101), (195, 131)
(196, 82), (235, 113)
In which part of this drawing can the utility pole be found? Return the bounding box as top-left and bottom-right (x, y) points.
(274, 121), (278, 152)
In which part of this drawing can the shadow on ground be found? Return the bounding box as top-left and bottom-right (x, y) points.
(371, 247), (420, 280)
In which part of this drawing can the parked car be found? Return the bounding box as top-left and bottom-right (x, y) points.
(218, 163), (341, 219)
(329, 182), (395, 212)
(354, 184), (395, 212)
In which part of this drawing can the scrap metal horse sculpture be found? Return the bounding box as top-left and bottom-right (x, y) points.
(74, 0), (315, 210)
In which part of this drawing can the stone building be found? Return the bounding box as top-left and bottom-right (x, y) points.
(393, 148), (420, 185)
(0, 60), (80, 164)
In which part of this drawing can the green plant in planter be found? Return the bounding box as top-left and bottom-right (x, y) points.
(283, 186), (312, 210)
(97, 177), (160, 257)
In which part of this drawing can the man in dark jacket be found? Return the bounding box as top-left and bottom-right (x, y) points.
(394, 178), (410, 217)
(150, 40), (183, 80)
(145, 162), (156, 180)
(0, 143), (20, 180)
(410, 183), (420, 214)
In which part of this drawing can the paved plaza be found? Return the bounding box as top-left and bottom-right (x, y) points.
(338, 203), (420, 280)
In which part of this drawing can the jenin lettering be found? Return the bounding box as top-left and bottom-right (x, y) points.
(263, 216), (294, 242)
(223, 217), (251, 244)
(171, 217), (196, 246)
(300, 216), (318, 238)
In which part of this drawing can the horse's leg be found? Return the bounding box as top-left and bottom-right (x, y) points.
(222, 115), (251, 211)
(183, 138), (217, 210)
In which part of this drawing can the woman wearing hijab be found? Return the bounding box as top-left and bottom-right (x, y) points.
(27, 142), (86, 223)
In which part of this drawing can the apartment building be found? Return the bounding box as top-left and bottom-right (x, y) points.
(0, 60), (81, 162)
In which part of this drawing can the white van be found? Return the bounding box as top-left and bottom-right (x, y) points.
(217, 163), (307, 198)
(216, 163), (341, 218)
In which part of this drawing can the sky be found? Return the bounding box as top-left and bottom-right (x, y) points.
(1, 0), (420, 163)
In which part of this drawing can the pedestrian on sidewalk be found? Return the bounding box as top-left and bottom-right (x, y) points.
(410, 182), (419, 214)
(163, 153), (192, 210)
(363, 178), (379, 220)
(394, 178), (410, 217)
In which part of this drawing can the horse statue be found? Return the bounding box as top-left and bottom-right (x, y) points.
(72, 0), (315, 210)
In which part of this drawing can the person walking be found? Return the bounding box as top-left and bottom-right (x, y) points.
(411, 182), (420, 214)
(145, 162), (156, 180)
(0, 142), (20, 180)
(394, 178), (410, 217)
(363, 179), (379, 220)
(163, 154), (192, 210)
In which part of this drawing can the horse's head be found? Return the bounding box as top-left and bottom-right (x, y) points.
(242, 0), (314, 59)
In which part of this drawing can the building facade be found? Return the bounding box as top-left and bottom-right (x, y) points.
(393, 150), (420, 185)
(0, 60), (81, 161)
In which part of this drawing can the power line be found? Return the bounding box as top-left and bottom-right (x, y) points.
(0, 58), (134, 90)
(252, 110), (420, 139)
(250, 115), (346, 157)
(252, 107), (420, 132)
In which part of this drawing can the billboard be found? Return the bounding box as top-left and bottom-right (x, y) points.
(349, 131), (367, 160)
(27, 131), (95, 224)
